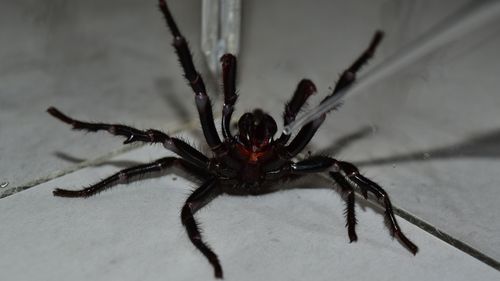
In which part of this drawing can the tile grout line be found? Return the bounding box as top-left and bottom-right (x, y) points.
(2, 119), (498, 271)
(395, 205), (500, 271)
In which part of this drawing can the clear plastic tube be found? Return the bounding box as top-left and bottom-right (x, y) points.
(283, 0), (500, 135)
(201, 0), (241, 78)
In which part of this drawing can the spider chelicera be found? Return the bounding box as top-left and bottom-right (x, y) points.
(47, 0), (418, 278)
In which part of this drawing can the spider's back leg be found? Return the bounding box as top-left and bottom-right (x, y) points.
(337, 161), (418, 254)
(181, 178), (223, 278)
(288, 155), (418, 254)
(52, 157), (207, 197)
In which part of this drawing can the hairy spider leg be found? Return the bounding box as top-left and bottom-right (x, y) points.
(47, 107), (209, 168)
(340, 162), (418, 255)
(289, 155), (418, 255)
(330, 172), (358, 242)
(181, 179), (223, 278)
(158, 0), (223, 153)
(276, 79), (317, 144)
(263, 31), (383, 173)
(52, 157), (208, 197)
(287, 155), (357, 241)
(321, 30), (384, 103)
(286, 31), (384, 159)
(220, 54), (238, 140)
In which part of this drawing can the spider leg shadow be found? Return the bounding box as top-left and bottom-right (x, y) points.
(353, 128), (500, 167)
(316, 126), (374, 156)
(154, 77), (192, 122)
(53, 151), (142, 168)
(312, 126), (500, 167)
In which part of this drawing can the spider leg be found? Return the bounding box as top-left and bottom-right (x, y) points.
(330, 172), (358, 242)
(47, 107), (209, 168)
(321, 31), (384, 103)
(220, 54), (238, 140)
(337, 161), (418, 255)
(181, 178), (223, 278)
(289, 156), (417, 253)
(275, 79), (317, 144)
(158, 0), (223, 153)
(279, 31), (384, 162)
(53, 157), (206, 197)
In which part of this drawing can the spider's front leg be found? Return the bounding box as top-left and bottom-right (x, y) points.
(290, 156), (418, 254)
(275, 79), (317, 144)
(181, 178), (223, 278)
(158, 0), (223, 153)
(220, 54), (238, 140)
(52, 157), (207, 197)
(268, 31), (383, 170)
(320, 30), (384, 103)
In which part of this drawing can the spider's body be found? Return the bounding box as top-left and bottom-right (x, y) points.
(48, 0), (417, 278)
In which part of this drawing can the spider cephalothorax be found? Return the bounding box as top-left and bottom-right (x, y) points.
(48, 0), (417, 278)
(236, 110), (277, 160)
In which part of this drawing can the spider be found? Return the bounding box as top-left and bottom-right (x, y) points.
(47, 0), (418, 278)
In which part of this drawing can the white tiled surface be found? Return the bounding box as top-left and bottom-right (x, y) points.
(1, 0), (500, 279)
(0, 145), (498, 280)
(0, 0), (203, 188)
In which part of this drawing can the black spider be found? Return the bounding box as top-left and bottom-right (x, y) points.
(47, 0), (418, 278)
